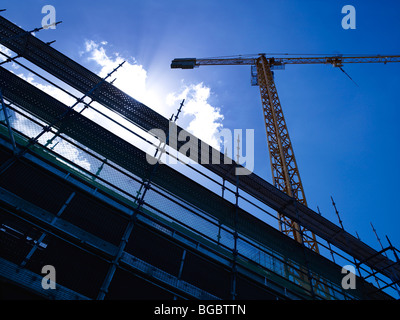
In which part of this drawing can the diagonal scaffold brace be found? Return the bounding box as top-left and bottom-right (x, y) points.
(97, 99), (186, 300)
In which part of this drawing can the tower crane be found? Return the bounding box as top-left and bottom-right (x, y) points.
(171, 54), (400, 253)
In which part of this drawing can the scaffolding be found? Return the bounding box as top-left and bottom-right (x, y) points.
(0, 14), (399, 300)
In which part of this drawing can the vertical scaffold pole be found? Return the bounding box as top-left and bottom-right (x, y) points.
(231, 134), (240, 300)
(370, 222), (388, 258)
(293, 191), (315, 299)
(317, 206), (335, 263)
(355, 231), (381, 289)
(331, 196), (362, 278)
(97, 100), (185, 300)
(385, 236), (400, 297)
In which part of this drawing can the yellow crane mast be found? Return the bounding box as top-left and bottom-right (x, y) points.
(171, 54), (400, 253)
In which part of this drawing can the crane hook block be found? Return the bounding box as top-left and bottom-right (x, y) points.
(171, 58), (197, 69)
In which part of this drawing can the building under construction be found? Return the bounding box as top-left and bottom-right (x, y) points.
(0, 15), (399, 301)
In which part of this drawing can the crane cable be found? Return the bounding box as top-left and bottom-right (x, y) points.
(338, 66), (359, 87)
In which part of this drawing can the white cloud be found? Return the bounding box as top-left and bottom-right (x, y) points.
(83, 40), (156, 109)
(167, 83), (224, 149)
(83, 40), (225, 151)
(0, 45), (20, 70)
(0, 45), (12, 62)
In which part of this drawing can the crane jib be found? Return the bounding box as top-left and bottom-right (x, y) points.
(171, 55), (400, 69)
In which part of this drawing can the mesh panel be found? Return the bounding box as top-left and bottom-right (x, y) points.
(143, 187), (220, 242)
(0, 161), (73, 214)
(0, 146), (12, 164)
(24, 234), (109, 299)
(125, 225), (183, 276)
(180, 251), (231, 299)
(62, 193), (129, 246)
(106, 268), (174, 300)
(0, 212), (37, 265)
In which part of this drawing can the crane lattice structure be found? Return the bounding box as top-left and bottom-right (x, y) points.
(171, 54), (400, 254)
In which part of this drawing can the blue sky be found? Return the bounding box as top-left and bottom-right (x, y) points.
(2, 0), (400, 267)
